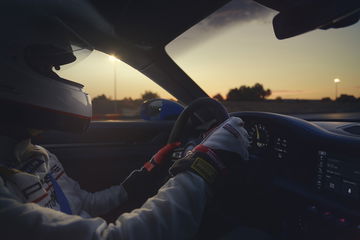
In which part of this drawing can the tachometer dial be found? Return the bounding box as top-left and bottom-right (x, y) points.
(248, 123), (270, 149)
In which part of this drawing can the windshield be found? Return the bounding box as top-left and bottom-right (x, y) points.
(166, 0), (360, 116)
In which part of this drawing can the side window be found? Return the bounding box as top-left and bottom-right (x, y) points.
(57, 50), (176, 120)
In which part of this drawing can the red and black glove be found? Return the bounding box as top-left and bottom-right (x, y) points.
(121, 142), (181, 207)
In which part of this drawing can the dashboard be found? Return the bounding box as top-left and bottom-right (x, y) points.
(231, 111), (360, 238)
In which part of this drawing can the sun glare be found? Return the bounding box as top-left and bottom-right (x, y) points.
(108, 55), (118, 62)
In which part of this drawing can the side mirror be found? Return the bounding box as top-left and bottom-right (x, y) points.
(140, 99), (184, 121)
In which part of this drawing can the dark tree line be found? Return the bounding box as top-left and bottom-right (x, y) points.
(93, 85), (359, 106)
(226, 83), (271, 101)
(336, 94), (359, 102)
(213, 83), (272, 101)
(92, 91), (160, 102)
(92, 91), (160, 115)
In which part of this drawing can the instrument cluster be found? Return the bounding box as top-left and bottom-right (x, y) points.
(246, 122), (288, 160)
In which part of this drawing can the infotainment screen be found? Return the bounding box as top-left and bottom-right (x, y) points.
(317, 151), (360, 200)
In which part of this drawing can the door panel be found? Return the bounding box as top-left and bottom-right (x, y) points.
(33, 120), (174, 192)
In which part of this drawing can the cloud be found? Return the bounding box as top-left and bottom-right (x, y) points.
(166, 0), (274, 57)
(202, 0), (273, 27)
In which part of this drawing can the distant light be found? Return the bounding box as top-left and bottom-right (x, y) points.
(108, 55), (118, 62)
(334, 78), (341, 83)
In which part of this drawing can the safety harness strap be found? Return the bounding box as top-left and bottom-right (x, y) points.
(48, 173), (72, 214)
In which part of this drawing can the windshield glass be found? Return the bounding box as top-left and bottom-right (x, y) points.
(166, 0), (360, 116)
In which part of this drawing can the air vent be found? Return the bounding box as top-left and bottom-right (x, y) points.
(343, 126), (360, 135)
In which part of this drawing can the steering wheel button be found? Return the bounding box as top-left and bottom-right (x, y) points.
(172, 151), (183, 159)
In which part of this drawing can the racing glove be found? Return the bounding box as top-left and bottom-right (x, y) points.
(169, 116), (250, 186)
(121, 142), (181, 207)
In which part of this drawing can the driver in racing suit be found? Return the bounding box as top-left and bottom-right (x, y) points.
(0, 4), (250, 240)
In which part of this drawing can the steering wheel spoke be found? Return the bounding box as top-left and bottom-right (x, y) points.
(167, 97), (229, 144)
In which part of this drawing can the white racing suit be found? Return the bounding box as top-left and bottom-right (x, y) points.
(0, 139), (208, 240)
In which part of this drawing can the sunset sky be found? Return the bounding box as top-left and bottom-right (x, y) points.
(59, 1), (360, 101)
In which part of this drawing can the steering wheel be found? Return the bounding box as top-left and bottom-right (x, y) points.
(149, 97), (230, 185)
(167, 97), (229, 146)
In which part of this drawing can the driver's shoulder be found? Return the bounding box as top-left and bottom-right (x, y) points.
(34, 144), (61, 165)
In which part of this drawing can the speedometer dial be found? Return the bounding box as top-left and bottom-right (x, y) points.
(248, 123), (270, 149)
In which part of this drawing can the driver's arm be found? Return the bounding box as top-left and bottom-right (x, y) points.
(47, 150), (128, 217)
(59, 172), (128, 217)
(48, 142), (180, 217)
(0, 171), (207, 240)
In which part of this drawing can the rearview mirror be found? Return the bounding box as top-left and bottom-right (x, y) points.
(140, 99), (184, 121)
(273, 0), (360, 39)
